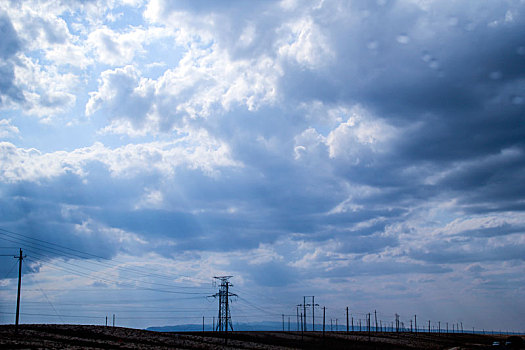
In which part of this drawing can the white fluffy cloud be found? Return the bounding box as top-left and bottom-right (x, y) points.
(87, 26), (171, 66)
(0, 119), (19, 138)
(86, 46), (282, 135)
(0, 134), (240, 183)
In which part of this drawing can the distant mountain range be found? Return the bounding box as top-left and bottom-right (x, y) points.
(147, 321), (298, 332)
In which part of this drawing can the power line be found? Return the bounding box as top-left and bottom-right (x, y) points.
(28, 273), (65, 323)
(22, 249), (213, 292)
(2, 259), (18, 279)
(236, 296), (282, 316)
(0, 311), (104, 319)
(0, 227), (210, 285)
(24, 257), (209, 295)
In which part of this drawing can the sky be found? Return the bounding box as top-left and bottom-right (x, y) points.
(0, 0), (525, 332)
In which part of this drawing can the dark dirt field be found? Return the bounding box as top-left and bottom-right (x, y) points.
(0, 324), (522, 349)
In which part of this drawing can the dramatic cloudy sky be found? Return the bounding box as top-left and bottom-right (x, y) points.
(1, 0), (525, 331)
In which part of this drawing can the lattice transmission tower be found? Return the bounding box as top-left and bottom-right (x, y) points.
(211, 276), (237, 333)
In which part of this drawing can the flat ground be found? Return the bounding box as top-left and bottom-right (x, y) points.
(0, 324), (521, 349)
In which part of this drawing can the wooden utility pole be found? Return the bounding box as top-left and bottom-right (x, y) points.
(374, 310), (378, 332)
(322, 307), (325, 336)
(282, 314), (284, 331)
(346, 307), (349, 333)
(367, 313), (371, 341)
(414, 315), (417, 334)
(14, 249), (25, 334)
(296, 306), (299, 331)
(303, 297), (307, 332)
(311, 296), (318, 332)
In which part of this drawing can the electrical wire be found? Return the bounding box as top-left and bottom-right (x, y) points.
(0, 236), (212, 294)
(0, 227), (211, 285)
(2, 259), (18, 279)
(29, 273), (65, 324)
(24, 257), (210, 295)
(22, 248), (214, 292)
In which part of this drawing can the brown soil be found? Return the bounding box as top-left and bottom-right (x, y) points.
(0, 324), (521, 349)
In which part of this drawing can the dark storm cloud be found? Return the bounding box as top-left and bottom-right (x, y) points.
(0, 167), (161, 272)
(323, 260), (452, 278)
(238, 261), (298, 287)
(336, 233), (399, 254)
(308, 1), (525, 214)
(409, 240), (525, 264)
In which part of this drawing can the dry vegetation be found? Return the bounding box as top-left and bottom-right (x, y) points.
(0, 324), (521, 349)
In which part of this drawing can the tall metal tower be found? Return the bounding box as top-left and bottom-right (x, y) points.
(211, 276), (237, 333)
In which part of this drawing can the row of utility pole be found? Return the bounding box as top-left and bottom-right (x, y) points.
(292, 300), (469, 335)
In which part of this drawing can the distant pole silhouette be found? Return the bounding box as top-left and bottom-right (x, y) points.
(106, 316), (107, 327)
(414, 315), (417, 334)
(311, 296), (317, 332)
(375, 310), (378, 332)
(303, 297), (307, 332)
(323, 307), (325, 336)
(367, 313), (371, 340)
(301, 312), (304, 336)
(113, 314), (115, 327)
(282, 314), (284, 331)
(346, 307), (349, 333)
(297, 306), (300, 331)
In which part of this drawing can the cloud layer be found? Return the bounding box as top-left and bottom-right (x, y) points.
(0, 0), (524, 331)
